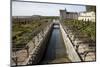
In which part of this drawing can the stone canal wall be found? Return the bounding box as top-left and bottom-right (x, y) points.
(17, 23), (53, 65)
(27, 23), (53, 65)
(12, 23), (81, 66)
(60, 24), (81, 62)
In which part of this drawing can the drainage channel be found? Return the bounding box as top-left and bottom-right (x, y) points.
(39, 24), (70, 64)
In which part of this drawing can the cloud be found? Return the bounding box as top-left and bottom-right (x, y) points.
(12, 1), (86, 16)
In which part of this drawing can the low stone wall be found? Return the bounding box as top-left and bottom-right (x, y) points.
(12, 23), (54, 66)
(25, 23), (53, 65)
(60, 24), (81, 62)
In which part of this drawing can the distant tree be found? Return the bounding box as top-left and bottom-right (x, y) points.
(86, 6), (96, 12)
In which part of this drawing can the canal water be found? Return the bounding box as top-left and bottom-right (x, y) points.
(40, 24), (70, 64)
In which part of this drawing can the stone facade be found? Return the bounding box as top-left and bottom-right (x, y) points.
(78, 11), (96, 22)
(60, 9), (96, 22)
(60, 9), (78, 21)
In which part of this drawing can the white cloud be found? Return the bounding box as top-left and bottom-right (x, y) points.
(12, 1), (86, 16)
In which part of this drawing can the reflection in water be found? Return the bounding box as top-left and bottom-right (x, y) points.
(40, 25), (70, 64)
(53, 25), (59, 28)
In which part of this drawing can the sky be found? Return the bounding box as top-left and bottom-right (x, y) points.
(12, 1), (86, 16)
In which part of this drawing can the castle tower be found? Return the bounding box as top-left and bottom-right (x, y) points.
(59, 9), (67, 21)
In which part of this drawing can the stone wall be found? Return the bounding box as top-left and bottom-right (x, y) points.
(11, 23), (53, 66)
(25, 23), (53, 65)
(60, 24), (81, 62)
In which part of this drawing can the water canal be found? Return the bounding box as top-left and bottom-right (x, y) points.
(40, 24), (70, 64)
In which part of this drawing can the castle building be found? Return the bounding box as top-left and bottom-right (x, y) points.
(60, 9), (78, 21)
(60, 9), (96, 22)
(78, 11), (95, 22)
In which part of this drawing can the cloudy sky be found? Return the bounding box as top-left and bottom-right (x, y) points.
(12, 1), (86, 16)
